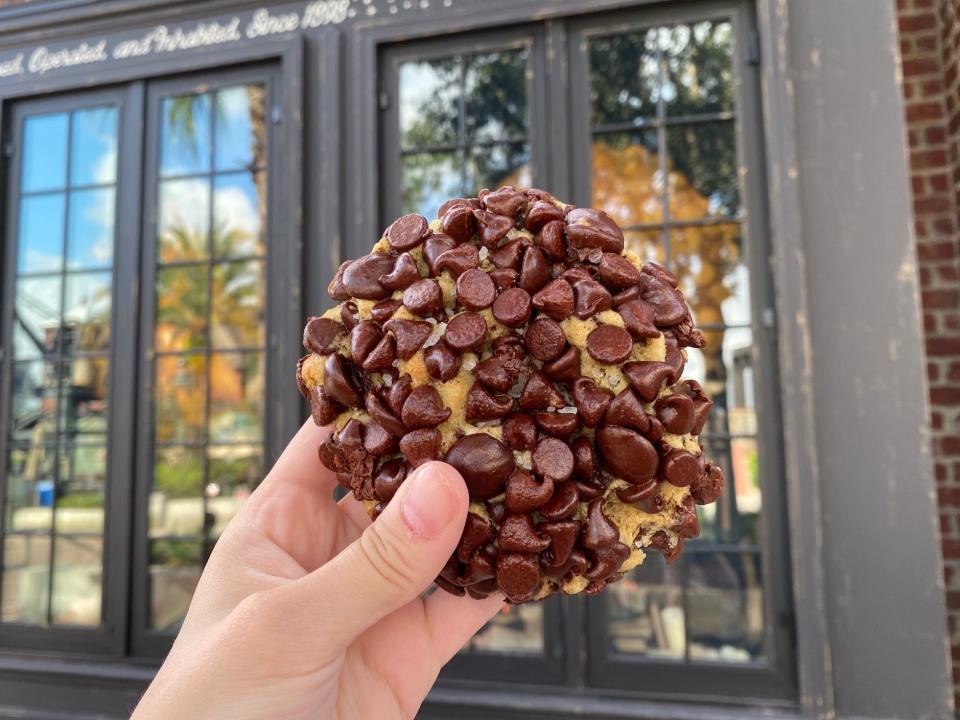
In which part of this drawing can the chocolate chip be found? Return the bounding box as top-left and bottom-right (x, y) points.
(491, 287), (533, 328)
(532, 278), (575, 320)
(638, 274), (687, 325)
(445, 434), (515, 500)
(505, 469), (554, 512)
(584, 542), (630, 583)
(616, 478), (658, 505)
(496, 552), (540, 603)
(503, 412), (537, 451)
(387, 213), (430, 251)
(565, 208), (625, 254)
(365, 394), (406, 437)
(471, 356), (512, 392)
(645, 416), (665, 443)
(309, 386), (341, 426)
(370, 298), (403, 324)
(541, 547), (588, 579)
(438, 197), (476, 218)
(400, 428), (441, 468)
(572, 279), (613, 319)
(623, 361), (674, 402)
(562, 265), (594, 284)
(534, 411), (579, 439)
(383, 318), (432, 359)
(444, 311), (488, 353)
(536, 219), (567, 260)
(680, 379), (713, 434)
(596, 425), (658, 484)
(350, 320), (383, 365)
(611, 285), (641, 308)
(361, 333), (397, 372)
(456, 268), (497, 310)
(586, 324), (633, 364)
(519, 245), (551, 293)
(539, 480), (579, 520)
(486, 500), (507, 525)
(473, 208), (513, 247)
(423, 338), (462, 381)
(532, 437), (574, 482)
(435, 244), (479, 278)
(456, 513), (496, 563)
(342, 253), (397, 300)
(499, 514), (551, 554)
(539, 521), (580, 569)
(655, 394), (696, 435)
(465, 382), (514, 422)
(490, 238), (527, 269)
(402, 278), (444, 317)
(542, 345), (581, 383)
(519, 371), (564, 411)
(525, 317), (566, 361)
(364, 420), (398, 456)
(662, 450), (700, 487)
(643, 261), (679, 288)
(618, 299), (660, 339)
(576, 475), (606, 501)
(323, 353), (361, 407)
(328, 261), (352, 301)
(340, 300), (359, 330)
(382, 373), (412, 417)
(401, 386), (452, 428)
(440, 203), (475, 243)
(571, 377), (613, 427)
(483, 187), (527, 217)
(692, 462), (724, 504)
(303, 317), (344, 355)
(374, 458), (407, 502)
(423, 233), (456, 274)
(489, 267), (519, 291)
(581, 497), (620, 549)
(571, 436), (596, 481)
(597, 253), (641, 289)
(378, 252), (421, 291)
(663, 334), (685, 382)
(524, 200), (565, 233)
(604, 387), (649, 432)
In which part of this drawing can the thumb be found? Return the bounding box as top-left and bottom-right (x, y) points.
(287, 461), (469, 649)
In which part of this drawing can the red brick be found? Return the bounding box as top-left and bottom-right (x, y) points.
(907, 101), (946, 122)
(950, 363), (960, 381)
(913, 175), (926, 195)
(943, 514), (954, 535)
(938, 482), (960, 504)
(900, 12), (939, 32)
(923, 78), (946, 96)
(945, 313), (960, 331)
(926, 312), (938, 332)
(916, 195), (954, 213)
(922, 289), (960, 307)
(931, 386), (960, 404)
(918, 240), (957, 261)
(912, 148), (950, 168)
(926, 125), (949, 143)
(938, 265), (959, 282)
(919, 33), (941, 52)
(935, 410), (946, 429)
(930, 172), (951, 191)
(931, 360), (943, 380)
(940, 437), (960, 456)
(904, 57), (944, 75)
(933, 217), (956, 234)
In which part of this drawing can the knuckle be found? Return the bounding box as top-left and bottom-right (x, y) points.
(358, 523), (421, 591)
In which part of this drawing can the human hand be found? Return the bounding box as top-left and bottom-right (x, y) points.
(133, 419), (504, 720)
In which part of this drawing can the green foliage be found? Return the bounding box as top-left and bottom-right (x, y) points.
(57, 492), (103, 509)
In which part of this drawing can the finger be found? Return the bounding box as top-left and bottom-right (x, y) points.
(258, 418), (337, 495)
(421, 589), (504, 664)
(333, 493), (374, 553)
(275, 461), (469, 650)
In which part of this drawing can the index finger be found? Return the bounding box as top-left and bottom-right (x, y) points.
(259, 417), (338, 495)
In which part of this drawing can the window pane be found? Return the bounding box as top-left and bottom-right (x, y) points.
(590, 29), (660, 127)
(211, 260), (264, 349)
(591, 132), (662, 227)
(1, 534), (51, 623)
(401, 151), (461, 217)
(686, 551), (764, 662)
(158, 178), (211, 263)
(698, 437), (761, 545)
(14, 276), (61, 358)
(156, 265), (209, 352)
(154, 355), (207, 443)
(669, 224), (749, 327)
(214, 85), (267, 172)
(160, 93), (212, 176)
(59, 358), (110, 437)
(51, 534), (102, 626)
(464, 48), (529, 142)
(214, 172), (264, 258)
(466, 601), (544, 654)
(466, 143), (530, 197)
(64, 272), (112, 352)
(207, 445), (260, 537)
(399, 58), (459, 149)
(209, 352), (264, 443)
(151, 447), (205, 535)
(22, 113), (68, 192)
(667, 122), (739, 220)
(624, 229), (665, 265)
(56, 445), (106, 519)
(67, 188), (115, 270)
(661, 21), (734, 117)
(5, 444), (55, 530)
(149, 539), (201, 631)
(17, 193), (65, 273)
(10, 361), (57, 443)
(70, 107), (118, 186)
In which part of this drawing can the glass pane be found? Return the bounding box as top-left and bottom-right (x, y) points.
(59, 358), (109, 437)
(149, 539), (201, 631)
(590, 29), (660, 127)
(606, 552), (685, 659)
(22, 113), (68, 192)
(5, 444), (55, 530)
(151, 447), (205, 537)
(214, 85), (267, 171)
(399, 58), (459, 149)
(158, 178), (211, 263)
(207, 445), (260, 537)
(211, 260), (264, 348)
(10, 361), (57, 443)
(670, 224), (748, 327)
(466, 143), (530, 197)
(160, 93), (212, 176)
(464, 48), (529, 142)
(17, 193), (65, 273)
(213, 172), (264, 258)
(154, 355), (207, 443)
(155, 265), (208, 352)
(2, 534), (51, 624)
(667, 122), (739, 220)
(67, 188), (115, 269)
(591, 132), (662, 227)
(14, 276), (61, 358)
(661, 21), (734, 117)
(64, 272), (112, 352)
(401, 151), (461, 218)
(466, 600), (544, 653)
(51, 534), (102, 626)
(70, 106), (118, 186)
(56, 445), (106, 517)
(209, 353), (264, 443)
(699, 436), (760, 545)
(625, 229), (664, 265)
(686, 551), (764, 662)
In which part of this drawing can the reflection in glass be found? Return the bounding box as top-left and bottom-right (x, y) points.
(214, 85), (266, 171)
(10, 361), (56, 442)
(592, 132), (662, 227)
(160, 93), (212, 176)
(464, 49), (529, 142)
(624, 230), (664, 265)
(70, 107), (118, 186)
(399, 58), (459, 149)
(5, 445), (55, 530)
(67, 188), (115, 269)
(211, 261), (264, 349)
(52, 535), (102, 626)
(149, 540), (201, 630)
(606, 552), (685, 659)
(1, 534), (51, 623)
(207, 446), (259, 537)
(59, 359), (109, 439)
(209, 353), (264, 443)
(154, 355), (207, 443)
(700, 437), (760, 545)
(14, 276), (61, 358)
(661, 21), (734, 117)
(401, 152), (460, 218)
(667, 122), (739, 219)
(56, 445), (106, 514)
(158, 178), (211, 262)
(156, 265), (209, 352)
(17, 193), (65, 273)
(466, 143), (530, 197)
(466, 600), (544, 654)
(22, 113), (68, 192)
(64, 272), (112, 352)
(590, 29), (660, 126)
(214, 172), (264, 257)
(669, 224), (745, 329)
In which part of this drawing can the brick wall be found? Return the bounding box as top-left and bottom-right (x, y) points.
(898, 0), (960, 708)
